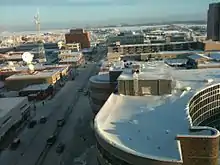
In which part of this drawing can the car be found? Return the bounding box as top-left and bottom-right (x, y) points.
(28, 120), (37, 129)
(47, 135), (57, 146)
(78, 88), (83, 92)
(83, 90), (89, 96)
(10, 138), (21, 149)
(56, 142), (65, 153)
(57, 119), (65, 127)
(39, 116), (47, 124)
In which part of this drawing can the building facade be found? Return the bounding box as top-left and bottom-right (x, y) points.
(107, 33), (144, 46)
(108, 41), (204, 55)
(89, 73), (117, 114)
(207, 3), (220, 41)
(65, 29), (90, 49)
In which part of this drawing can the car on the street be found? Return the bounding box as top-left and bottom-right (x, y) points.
(28, 120), (37, 129)
(56, 142), (65, 153)
(39, 116), (47, 124)
(78, 88), (83, 92)
(47, 135), (57, 146)
(10, 138), (21, 149)
(83, 90), (89, 96)
(57, 119), (65, 127)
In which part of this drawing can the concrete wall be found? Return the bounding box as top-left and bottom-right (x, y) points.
(118, 79), (172, 96)
(177, 135), (219, 165)
(89, 77), (117, 114)
(96, 132), (182, 165)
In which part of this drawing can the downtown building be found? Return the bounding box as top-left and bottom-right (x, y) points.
(207, 2), (220, 41)
(65, 29), (90, 49)
(94, 61), (220, 165)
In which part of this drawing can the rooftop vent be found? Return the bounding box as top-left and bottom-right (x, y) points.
(204, 79), (213, 84)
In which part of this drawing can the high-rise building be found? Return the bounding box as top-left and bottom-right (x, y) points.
(207, 3), (220, 41)
(65, 29), (90, 49)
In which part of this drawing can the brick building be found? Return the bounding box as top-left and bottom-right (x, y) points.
(65, 29), (90, 49)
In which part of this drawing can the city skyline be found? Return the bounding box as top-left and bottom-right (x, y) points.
(0, 0), (218, 30)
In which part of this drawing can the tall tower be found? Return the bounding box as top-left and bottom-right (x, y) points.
(34, 9), (46, 61)
(207, 2), (220, 41)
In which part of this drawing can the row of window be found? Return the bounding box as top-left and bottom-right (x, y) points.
(193, 108), (220, 126)
(97, 143), (132, 165)
(191, 99), (220, 121)
(189, 91), (220, 114)
(189, 84), (220, 108)
(188, 84), (220, 126)
(199, 113), (220, 127)
(199, 113), (220, 130)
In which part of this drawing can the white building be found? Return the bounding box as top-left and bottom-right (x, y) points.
(0, 97), (30, 139)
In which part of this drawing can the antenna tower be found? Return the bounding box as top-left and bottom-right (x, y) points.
(34, 9), (40, 42)
(34, 9), (45, 60)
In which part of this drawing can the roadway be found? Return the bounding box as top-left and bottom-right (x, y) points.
(0, 48), (104, 165)
(40, 48), (105, 165)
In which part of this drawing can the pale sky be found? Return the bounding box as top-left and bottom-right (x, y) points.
(0, 0), (218, 27)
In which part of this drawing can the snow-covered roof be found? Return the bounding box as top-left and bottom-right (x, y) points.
(0, 97), (27, 118)
(94, 63), (220, 162)
(6, 69), (60, 80)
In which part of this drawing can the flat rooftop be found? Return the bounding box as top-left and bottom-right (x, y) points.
(95, 62), (220, 162)
(6, 69), (60, 80)
(0, 97), (27, 118)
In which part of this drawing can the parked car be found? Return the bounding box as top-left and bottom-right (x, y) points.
(10, 138), (21, 149)
(78, 88), (83, 92)
(56, 142), (65, 153)
(57, 119), (65, 127)
(47, 135), (57, 146)
(28, 120), (37, 129)
(39, 116), (47, 124)
(83, 90), (89, 96)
